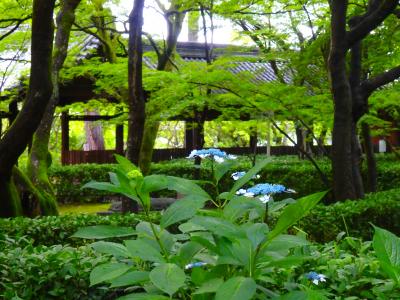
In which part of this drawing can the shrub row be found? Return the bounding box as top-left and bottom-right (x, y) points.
(49, 154), (400, 203)
(0, 243), (109, 300)
(0, 213), (154, 247)
(298, 188), (400, 242)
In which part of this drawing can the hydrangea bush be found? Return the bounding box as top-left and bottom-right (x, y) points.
(72, 153), (329, 299)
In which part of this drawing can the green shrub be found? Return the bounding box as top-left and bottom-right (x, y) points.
(0, 244), (109, 300)
(48, 154), (400, 203)
(49, 164), (116, 203)
(0, 214), (150, 247)
(298, 188), (400, 242)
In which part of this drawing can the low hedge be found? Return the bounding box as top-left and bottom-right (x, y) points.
(0, 244), (109, 300)
(49, 154), (400, 203)
(298, 188), (400, 243)
(0, 214), (151, 247)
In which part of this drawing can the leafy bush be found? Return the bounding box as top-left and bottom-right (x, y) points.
(49, 164), (116, 203)
(298, 188), (400, 242)
(49, 154), (400, 203)
(0, 214), (152, 247)
(0, 243), (109, 300)
(72, 154), (327, 299)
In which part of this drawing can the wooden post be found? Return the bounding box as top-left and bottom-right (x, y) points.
(184, 121), (194, 152)
(116, 124), (124, 154)
(61, 111), (69, 165)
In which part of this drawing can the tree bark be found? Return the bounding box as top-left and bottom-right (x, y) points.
(27, 0), (81, 216)
(126, 0), (146, 165)
(0, 0), (56, 217)
(329, 1), (357, 200)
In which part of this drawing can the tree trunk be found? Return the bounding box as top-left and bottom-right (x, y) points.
(329, 1), (357, 201)
(126, 0), (146, 165)
(361, 122), (377, 192)
(139, 121), (160, 175)
(0, 0), (56, 217)
(27, 0), (81, 216)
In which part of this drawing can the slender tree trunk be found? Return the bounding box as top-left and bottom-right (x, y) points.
(361, 122), (377, 192)
(136, 3), (185, 171)
(0, 0), (56, 217)
(329, 2), (357, 201)
(27, 0), (81, 216)
(126, 0), (146, 165)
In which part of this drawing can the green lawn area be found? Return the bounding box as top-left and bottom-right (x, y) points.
(58, 203), (111, 215)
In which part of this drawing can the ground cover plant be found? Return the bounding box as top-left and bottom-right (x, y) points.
(72, 153), (329, 299)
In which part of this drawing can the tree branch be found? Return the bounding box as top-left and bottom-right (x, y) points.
(346, 0), (398, 48)
(361, 65), (400, 96)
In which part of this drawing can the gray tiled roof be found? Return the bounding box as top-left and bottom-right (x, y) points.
(143, 42), (291, 84)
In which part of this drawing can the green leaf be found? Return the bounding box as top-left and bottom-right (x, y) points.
(149, 263), (186, 296)
(373, 225), (400, 282)
(90, 262), (131, 286)
(82, 181), (122, 193)
(110, 271), (149, 288)
(194, 278), (224, 294)
(215, 277), (256, 300)
(125, 239), (165, 263)
(161, 197), (206, 228)
(223, 196), (264, 221)
(91, 241), (130, 257)
(244, 223), (269, 249)
(72, 225), (136, 239)
(228, 159), (269, 198)
(115, 154), (139, 173)
(190, 216), (243, 239)
(268, 191), (327, 241)
(117, 293), (170, 300)
(214, 160), (236, 183)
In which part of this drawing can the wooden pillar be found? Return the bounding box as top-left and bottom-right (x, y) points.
(184, 121), (194, 152)
(61, 111), (69, 165)
(116, 124), (124, 154)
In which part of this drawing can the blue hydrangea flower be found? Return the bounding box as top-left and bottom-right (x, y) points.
(184, 262), (207, 270)
(306, 272), (327, 285)
(236, 183), (295, 203)
(231, 171), (260, 181)
(188, 148), (236, 163)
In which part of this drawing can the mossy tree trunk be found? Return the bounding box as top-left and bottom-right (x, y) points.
(137, 2), (185, 173)
(27, 0), (82, 216)
(0, 0), (56, 217)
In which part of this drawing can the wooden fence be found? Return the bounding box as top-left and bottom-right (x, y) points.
(61, 146), (333, 165)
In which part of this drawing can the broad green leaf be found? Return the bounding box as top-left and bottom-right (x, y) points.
(166, 176), (211, 200)
(149, 263), (186, 296)
(125, 239), (165, 263)
(82, 181), (122, 193)
(90, 262), (131, 286)
(161, 197), (206, 228)
(278, 289), (328, 299)
(373, 225), (400, 282)
(268, 191), (327, 241)
(190, 216), (243, 239)
(72, 225), (136, 239)
(177, 241), (203, 265)
(110, 271), (149, 288)
(214, 160), (236, 183)
(117, 293), (170, 300)
(115, 154), (139, 173)
(194, 278), (224, 294)
(91, 241), (130, 257)
(244, 223), (269, 249)
(223, 196), (264, 221)
(215, 276), (256, 300)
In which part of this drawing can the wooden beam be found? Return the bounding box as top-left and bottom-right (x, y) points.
(61, 111), (69, 152)
(68, 113), (124, 121)
(116, 124), (124, 154)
